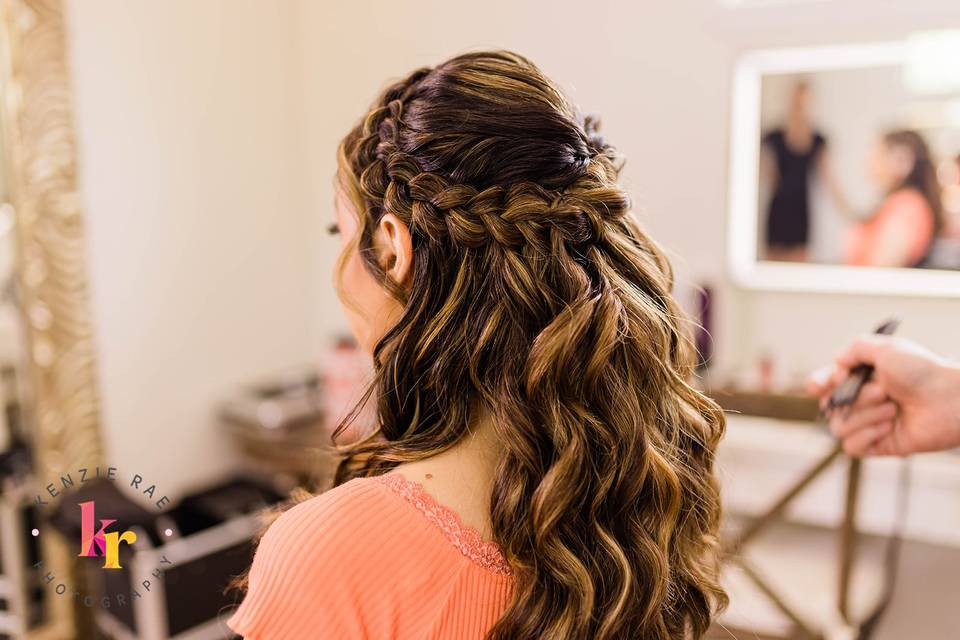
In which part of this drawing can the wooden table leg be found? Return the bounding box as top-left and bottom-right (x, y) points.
(735, 556), (823, 640)
(838, 457), (862, 623)
(724, 443), (843, 557)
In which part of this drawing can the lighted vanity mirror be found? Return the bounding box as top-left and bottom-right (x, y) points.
(728, 33), (960, 295)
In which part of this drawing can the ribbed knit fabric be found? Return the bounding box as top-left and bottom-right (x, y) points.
(228, 474), (514, 639)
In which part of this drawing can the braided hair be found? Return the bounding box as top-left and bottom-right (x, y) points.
(334, 51), (727, 640)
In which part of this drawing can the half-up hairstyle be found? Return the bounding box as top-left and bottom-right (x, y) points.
(334, 51), (727, 639)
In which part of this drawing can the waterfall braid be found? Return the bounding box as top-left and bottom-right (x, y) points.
(334, 51), (727, 640)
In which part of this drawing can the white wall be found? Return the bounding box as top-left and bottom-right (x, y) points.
(65, 0), (315, 498)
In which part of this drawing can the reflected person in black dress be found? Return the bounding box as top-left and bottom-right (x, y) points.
(761, 81), (848, 262)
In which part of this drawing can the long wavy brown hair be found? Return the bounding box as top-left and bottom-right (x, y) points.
(332, 51), (726, 639)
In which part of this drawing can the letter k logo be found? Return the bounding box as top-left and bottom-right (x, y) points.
(78, 500), (115, 557)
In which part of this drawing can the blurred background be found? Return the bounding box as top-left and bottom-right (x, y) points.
(0, 0), (958, 638)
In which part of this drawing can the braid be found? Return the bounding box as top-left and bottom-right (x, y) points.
(406, 167), (631, 250)
(346, 73), (631, 253)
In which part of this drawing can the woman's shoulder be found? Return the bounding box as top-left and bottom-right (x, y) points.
(243, 478), (396, 584)
(256, 473), (512, 579)
(228, 476), (430, 638)
(230, 474), (512, 638)
(282, 475), (386, 520)
(762, 128), (784, 145)
(259, 476), (407, 558)
(886, 187), (932, 212)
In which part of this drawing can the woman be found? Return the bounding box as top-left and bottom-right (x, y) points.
(846, 130), (942, 268)
(761, 81), (848, 262)
(229, 51), (726, 640)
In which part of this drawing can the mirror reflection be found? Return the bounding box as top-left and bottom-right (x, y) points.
(758, 62), (960, 269)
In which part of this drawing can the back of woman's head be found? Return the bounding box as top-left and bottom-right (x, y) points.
(335, 50), (727, 639)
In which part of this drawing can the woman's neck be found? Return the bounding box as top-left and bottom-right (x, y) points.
(784, 113), (812, 151)
(391, 415), (500, 539)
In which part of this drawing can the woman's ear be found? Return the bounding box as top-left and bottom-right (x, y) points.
(374, 213), (414, 286)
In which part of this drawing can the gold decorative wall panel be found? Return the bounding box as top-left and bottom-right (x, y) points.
(1, 0), (103, 486)
(0, 0), (103, 636)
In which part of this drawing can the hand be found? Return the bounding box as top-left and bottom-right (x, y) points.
(807, 335), (960, 457)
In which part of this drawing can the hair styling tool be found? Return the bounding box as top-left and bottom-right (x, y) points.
(822, 317), (908, 638)
(825, 317), (900, 413)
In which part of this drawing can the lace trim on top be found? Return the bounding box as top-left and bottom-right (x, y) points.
(373, 473), (512, 576)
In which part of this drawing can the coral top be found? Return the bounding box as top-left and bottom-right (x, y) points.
(227, 474), (514, 639)
(846, 189), (935, 267)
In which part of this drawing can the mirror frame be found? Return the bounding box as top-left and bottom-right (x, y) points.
(0, 0), (104, 636)
(728, 40), (960, 296)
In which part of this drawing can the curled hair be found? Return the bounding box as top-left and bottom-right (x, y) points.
(335, 51), (727, 639)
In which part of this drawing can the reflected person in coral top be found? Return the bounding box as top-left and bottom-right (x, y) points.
(846, 130), (942, 268)
(229, 51), (727, 640)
